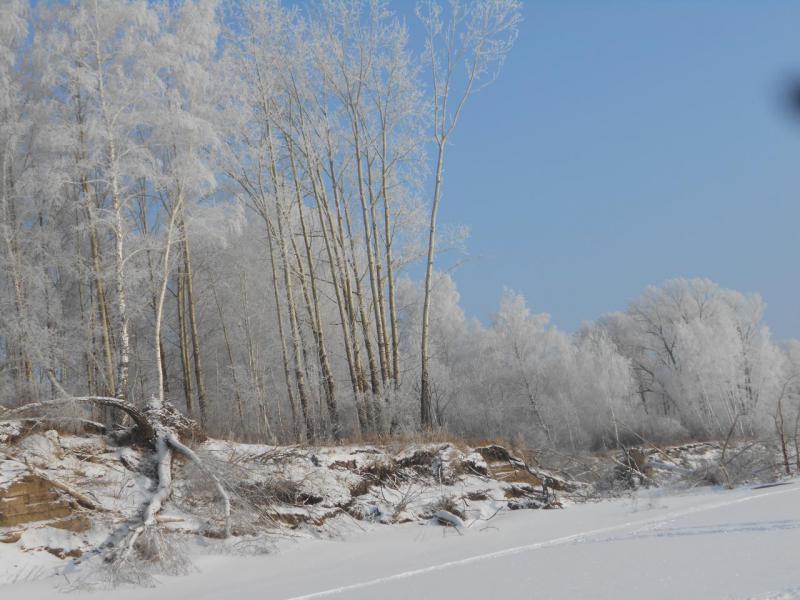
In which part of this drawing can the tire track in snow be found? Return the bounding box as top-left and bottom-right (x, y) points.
(282, 483), (799, 600)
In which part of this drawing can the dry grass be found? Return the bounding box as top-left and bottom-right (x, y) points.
(360, 458), (400, 482)
(426, 495), (466, 521)
(489, 463), (543, 487)
(348, 478), (372, 498)
(336, 429), (522, 454)
(463, 490), (490, 501)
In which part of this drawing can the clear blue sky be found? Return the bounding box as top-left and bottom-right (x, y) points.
(402, 0), (800, 340)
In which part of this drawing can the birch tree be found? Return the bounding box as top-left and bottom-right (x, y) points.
(417, 0), (521, 427)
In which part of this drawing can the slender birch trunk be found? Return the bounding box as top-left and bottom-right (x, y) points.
(74, 207), (96, 396)
(137, 183), (169, 399)
(264, 224), (299, 440)
(327, 163), (374, 430)
(311, 161), (368, 435)
(92, 22), (130, 403)
(276, 206), (313, 440)
(77, 113), (116, 397)
(0, 150), (35, 402)
(343, 195), (382, 429)
(176, 262), (195, 417)
(326, 149), (371, 402)
(210, 275), (246, 435)
(179, 210), (209, 425)
(286, 136), (341, 440)
(287, 228), (326, 434)
(420, 141), (446, 428)
(261, 121), (314, 439)
(153, 201), (184, 410)
(239, 272), (275, 443)
(380, 129), (400, 389)
(86, 202), (116, 396)
(366, 155), (390, 387)
(351, 123), (388, 402)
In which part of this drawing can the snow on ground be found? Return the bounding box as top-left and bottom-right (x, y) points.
(3, 480), (799, 599)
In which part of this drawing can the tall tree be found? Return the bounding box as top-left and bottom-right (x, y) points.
(417, 0), (521, 427)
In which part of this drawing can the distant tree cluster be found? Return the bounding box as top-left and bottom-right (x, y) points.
(432, 277), (800, 454)
(1, 1), (796, 452)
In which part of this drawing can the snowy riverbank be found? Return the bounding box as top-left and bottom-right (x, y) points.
(4, 480), (798, 599)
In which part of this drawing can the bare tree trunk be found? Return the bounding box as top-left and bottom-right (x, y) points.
(92, 23), (130, 403)
(420, 141), (446, 428)
(366, 156), (390, 387)
(287, 88), (366, 433)
(343, 196), (382, 429)
(85, 188), (116, 397)
(109, 160), (130, 404)
(152, 198), (184, 410)
(286, 138), (341, 440)
(264, 224), (299, 441)
(311, 163), (367, 436)
(776, 395), (791, 476)
(380, 129), (400, 389)
(136, 182), (169, 400)
(179, 212), (209, 426)
(210, 273), (246, 435)
(352, 127), (388, 403)
(325, 147), (372, 431)
(0, 151), (35, 403)
(74, 207), (96, 397)
(288, 228), (326, 434)
(277, 208), (314, 440)
(262, 123), (313, 440)
(239, 272), (276, 443)
(793, 405), (800, 474)
(73, 81), (115, 398)
(176, 260), (195, 417)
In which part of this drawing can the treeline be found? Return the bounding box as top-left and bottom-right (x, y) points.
(0, 0), (522, 441)
(1, 1), (797, 452)
(432, 277), (800, 453)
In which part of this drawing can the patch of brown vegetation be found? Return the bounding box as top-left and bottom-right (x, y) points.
(360, 459), (399, 483)
(396, 448), (437, 471)
(44, 546), (83, 559)
(426, 496), (465, 521)
(337, 430), (473, 451)
(310, 508), (343, 526)
(476, 444), (515, 463)
(270, 511), (304, 528)
(329, 459), (357, 471)
(464, 490), (490, 501)
(269, 507), (342, 529)
(490, 463), (543, 487)
(348, 478), (371, 497)
(503, 483), (535, 499)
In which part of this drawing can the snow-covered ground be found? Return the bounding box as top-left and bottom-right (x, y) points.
(4, 480), (798, 599)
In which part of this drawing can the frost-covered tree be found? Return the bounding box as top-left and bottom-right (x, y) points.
(417, 0), (522, 427)
(601, 278), (785, 440)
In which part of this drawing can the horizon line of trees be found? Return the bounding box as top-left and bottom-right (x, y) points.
(2, 0), (798, 456)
